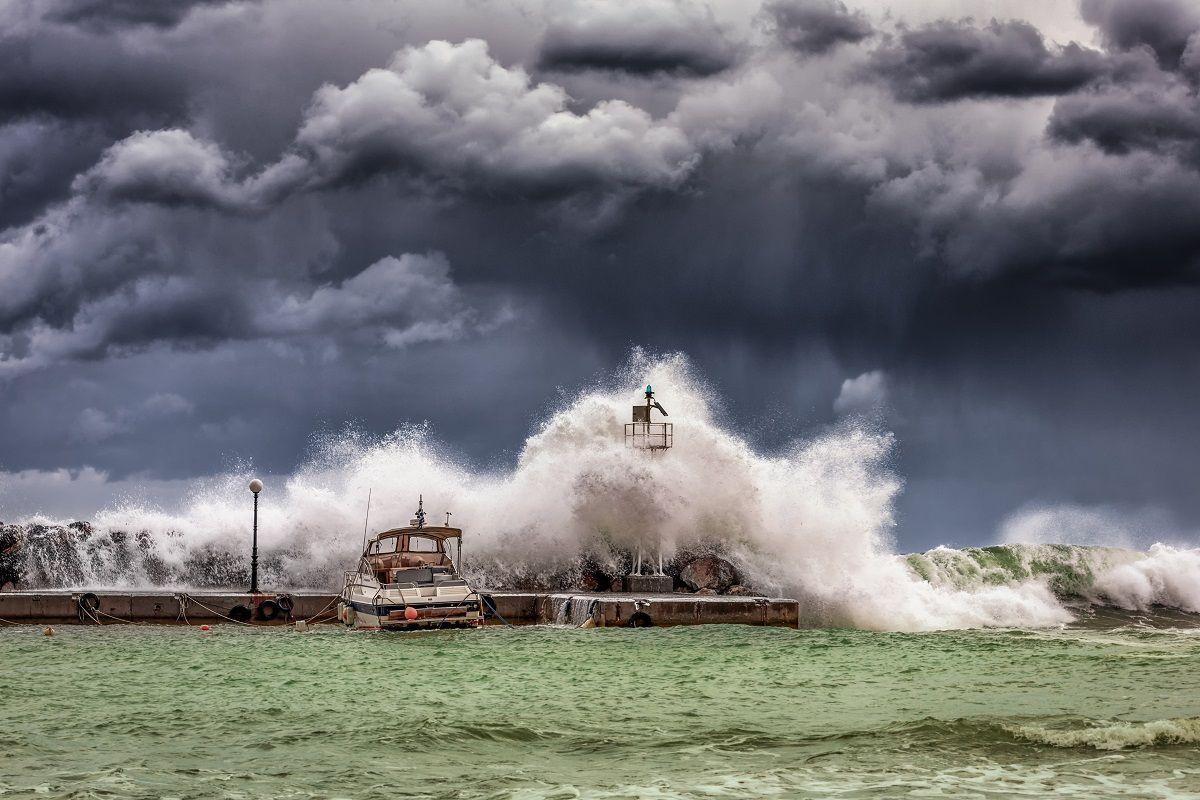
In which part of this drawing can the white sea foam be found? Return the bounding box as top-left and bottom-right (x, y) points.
(4, 352), (1197, 631)
(1091, 545), (1200, 613)
(1009, 717), (1200, 750)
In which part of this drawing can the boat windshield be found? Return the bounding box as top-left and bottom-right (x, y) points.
(369, 537), (399, 555)
(391, 567), (435, 585)
(407, 535), (440, 552)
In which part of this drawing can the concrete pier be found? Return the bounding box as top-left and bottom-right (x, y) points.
(0, 590), (800, 628)
(0, 590), (338, 625)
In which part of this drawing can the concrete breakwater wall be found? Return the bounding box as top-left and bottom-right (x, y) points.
(0, 590), (800, 628)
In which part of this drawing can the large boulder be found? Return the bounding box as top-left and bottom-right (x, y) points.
(679, 556), (739, 593)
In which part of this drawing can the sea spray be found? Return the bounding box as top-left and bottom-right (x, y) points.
(2, 352), (1197, 630)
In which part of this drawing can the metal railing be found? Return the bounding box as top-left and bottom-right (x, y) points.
(624, 421), (673, 450)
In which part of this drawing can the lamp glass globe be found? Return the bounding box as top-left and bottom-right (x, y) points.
(249, 479), (264, 494)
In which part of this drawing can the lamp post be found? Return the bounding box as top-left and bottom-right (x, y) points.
(248, 478), (263, 594)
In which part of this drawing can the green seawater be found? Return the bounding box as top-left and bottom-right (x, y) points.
(3, 618), (1200, 799)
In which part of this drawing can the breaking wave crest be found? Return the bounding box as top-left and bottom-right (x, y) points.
(908, 543), (1200, 614)
(2, 352), (1198, 631)
(1007, 717), (1200, 750)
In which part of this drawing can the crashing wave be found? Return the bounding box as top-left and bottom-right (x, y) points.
(1, 352), (1198, 631)
(1007, 716), (1200, 750)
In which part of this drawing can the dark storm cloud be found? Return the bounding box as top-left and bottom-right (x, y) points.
(44, 0), (240, 31)
(764, 0), (873, 56)
(866, 19), (1111, 102)
(0, 25), (185, 124)
(4, 0), (1200, 546)
(1048, 80), (1200, 161)
(0, 119), (113, 229)
(1080, 0), (1200, 68)
(537, 0), (739, 76)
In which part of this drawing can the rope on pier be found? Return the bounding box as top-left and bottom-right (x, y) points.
(80, 603), (103, 626)
(178, 593), (255, 626)
(481, 595), (515, 628)
(301, 593), (341, 624)
(95, 609), (145, 625)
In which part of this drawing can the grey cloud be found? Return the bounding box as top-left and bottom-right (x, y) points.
(764, 0), (873, 56)
(75, 40), (705, 215)
(869, 149), (1200, 289)
(0, 250), (512, 377)
(275, 39), (700, 198)
(0, 23), (186, 125)
(0, 119), (113, 229)
(867, 19), (1111, 102)
(537, 0), (739, 76)
(1048, 79), (1200, 161)
(74, 129), (256, 211)
(45, 0), (240, 31)
(5, 0), (1200, 548)
(71, 392), (193, 444)
(1080, 0), (1200, 68)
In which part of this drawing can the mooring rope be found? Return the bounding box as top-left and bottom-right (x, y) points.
(80, 604), (103, 626)
(95, 609), (144, 625)
(301, 593), (341, 624)
(178, 593), (255, 627)
(0, 615), (21, 626)
(481, 594), (515, 628)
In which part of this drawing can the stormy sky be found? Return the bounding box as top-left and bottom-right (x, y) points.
(2, 0), (1199, 550)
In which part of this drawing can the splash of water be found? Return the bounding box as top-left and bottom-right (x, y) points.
(3, 352), (1197, 631)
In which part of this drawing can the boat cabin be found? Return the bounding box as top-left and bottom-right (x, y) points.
(363, 526), (462, 586)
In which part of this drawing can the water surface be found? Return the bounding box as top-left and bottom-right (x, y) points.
(2, 617), (1199, 798)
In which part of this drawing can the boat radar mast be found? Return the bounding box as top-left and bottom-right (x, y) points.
(624, 385), (674, 589)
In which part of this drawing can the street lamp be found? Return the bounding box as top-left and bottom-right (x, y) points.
(248, 478), (263, 594)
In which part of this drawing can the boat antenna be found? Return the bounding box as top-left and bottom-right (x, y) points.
(445, 511), (452, 527)
(415, 495), (425, 529)
(360, 488), (373, 554)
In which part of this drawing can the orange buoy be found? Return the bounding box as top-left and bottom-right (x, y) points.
(404, 607), (419, 621)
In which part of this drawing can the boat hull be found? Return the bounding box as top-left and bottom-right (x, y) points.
(338, 599), (483, 631)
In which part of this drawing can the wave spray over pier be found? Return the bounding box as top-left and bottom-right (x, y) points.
(4, 352), (1199, 631)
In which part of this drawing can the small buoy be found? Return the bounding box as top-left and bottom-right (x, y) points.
(43, 626), (53, 636)
(294, 620), (307, 632)
(200, 624), (211, 631)
(404, 607), (419, 621)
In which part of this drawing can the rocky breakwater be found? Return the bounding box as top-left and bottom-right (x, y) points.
(0, 520), (290, 589)
(572, 550), (756, 597)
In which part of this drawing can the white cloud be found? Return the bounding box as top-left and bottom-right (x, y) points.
(74, 129), (253, 210)
(833, 369), (887, 416)
(261, 38), (700, 199)
(265, 252), (505, 347)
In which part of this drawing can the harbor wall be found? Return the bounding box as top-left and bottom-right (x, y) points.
(1, 590), (801, 628)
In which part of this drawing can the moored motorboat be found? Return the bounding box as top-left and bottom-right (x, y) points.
(338, 498), (482, 630)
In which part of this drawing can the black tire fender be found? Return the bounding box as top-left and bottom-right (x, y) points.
(229, 604), (253, 622)
(627, 611), (652, 628)
(257, 600), (280, 621)
(76, 592), (101, 621)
